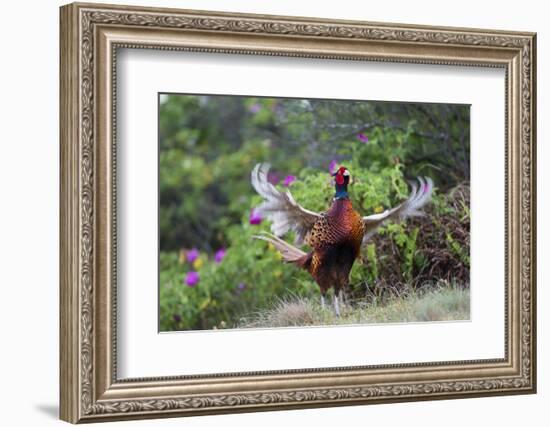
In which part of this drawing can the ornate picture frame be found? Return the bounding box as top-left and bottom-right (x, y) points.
(60, 2), (536, 423)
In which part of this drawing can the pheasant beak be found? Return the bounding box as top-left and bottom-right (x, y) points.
(341, 169), (354, 184)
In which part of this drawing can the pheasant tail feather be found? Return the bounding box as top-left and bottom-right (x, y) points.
(252, 232), (307, 263)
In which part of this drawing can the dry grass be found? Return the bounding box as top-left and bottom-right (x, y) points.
(237, 284), (470, 328)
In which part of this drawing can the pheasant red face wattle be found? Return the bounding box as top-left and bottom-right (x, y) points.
(334, 166), (349, 185)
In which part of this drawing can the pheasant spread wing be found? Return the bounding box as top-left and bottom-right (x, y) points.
(251, 163), (322, 245)
(362, 177), (434, 243)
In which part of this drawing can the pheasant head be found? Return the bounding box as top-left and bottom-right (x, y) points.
(332, 166), (351, 199)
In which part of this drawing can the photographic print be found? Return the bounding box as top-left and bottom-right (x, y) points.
(60, 5), (536, 420)
(159, 94), (471, 332)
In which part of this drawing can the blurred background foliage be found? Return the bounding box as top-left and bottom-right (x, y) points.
(159, 94), (470, 331)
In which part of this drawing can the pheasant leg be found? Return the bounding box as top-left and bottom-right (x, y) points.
(341, 288), (347, 306)
(333, 292), (341, 317)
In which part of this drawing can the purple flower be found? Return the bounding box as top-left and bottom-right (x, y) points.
(283, 175), (296, 187)
(329, 159), (338, 175)
(186, 248), (199, 263)
(214, 248), (226, 263)
(249, 103), (261, 114)
(249, 209), (263, 225)
(267, 171), (280, 185)
(357, 133), (369, 143)
(236, 282), (247, 294)
(185, 271), (200, 287)
(423, 179), (432, 194)
(173, 314), (182, 323)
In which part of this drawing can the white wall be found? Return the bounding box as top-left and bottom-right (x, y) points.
(0, 1), (545, 426)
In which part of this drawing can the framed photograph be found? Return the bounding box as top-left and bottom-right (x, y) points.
(59, 2), (537, 423)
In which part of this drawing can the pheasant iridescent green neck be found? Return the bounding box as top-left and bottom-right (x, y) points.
(334, 183), (349, 199)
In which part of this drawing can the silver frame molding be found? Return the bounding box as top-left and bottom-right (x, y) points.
(60, 2), (536, 423)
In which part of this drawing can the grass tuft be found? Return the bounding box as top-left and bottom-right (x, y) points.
(238, 284), (469, 328)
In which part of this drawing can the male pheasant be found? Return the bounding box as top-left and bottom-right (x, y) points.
(251, 163), (433, 316)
